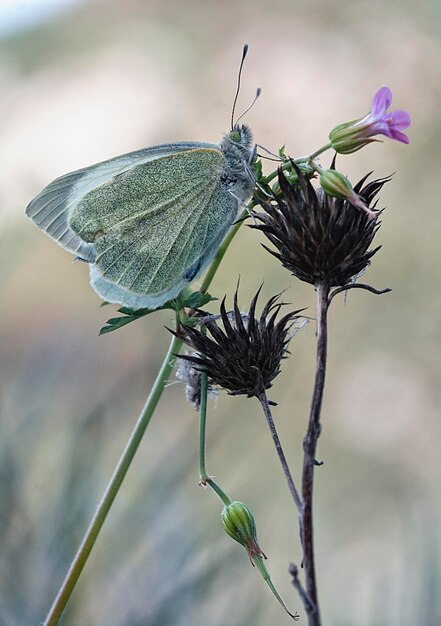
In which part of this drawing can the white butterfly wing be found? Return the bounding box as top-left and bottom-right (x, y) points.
(25, 141), (218, 262)
(89, 265), (186, 310)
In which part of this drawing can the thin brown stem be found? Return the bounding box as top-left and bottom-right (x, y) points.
(301, 281), (329, 626)
(288, 562), (314, 615)
(327, 282), (391, 308)
(258, 392), (303, 516)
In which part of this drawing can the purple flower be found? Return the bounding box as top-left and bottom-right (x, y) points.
(329, 86), (411, 154)
(359, 86), (411, 143)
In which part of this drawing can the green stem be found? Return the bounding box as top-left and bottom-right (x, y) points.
(199, 369), (231, 506)
(261, 144), (331, 186)
(262, 160), (302, 185)
(44, 327), (183, 626)
(252, 555), (298, 620)
(307, 143), (332, 161)
(309, 161), (325, 175)
(199, 208), (249, 294)
(198, 370), (209, 481)
(206, 479), (231, 506)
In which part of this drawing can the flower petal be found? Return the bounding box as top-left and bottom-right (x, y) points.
(388, 128), (409, 144)
(371, 120), (392, 137)
(389, 109), (411, 130)
(371, 86), (392, 118)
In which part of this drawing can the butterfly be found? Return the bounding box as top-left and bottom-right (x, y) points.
(25, 44), (259, 311)
(25, 124), (256, 310)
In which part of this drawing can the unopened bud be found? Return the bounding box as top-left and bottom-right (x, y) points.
(320, 169), (377, 220)
(221, 501), (264, 558)
(222, 500), (297, 619)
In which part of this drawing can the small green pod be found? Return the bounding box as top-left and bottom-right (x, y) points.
(221, 501), (262, 557)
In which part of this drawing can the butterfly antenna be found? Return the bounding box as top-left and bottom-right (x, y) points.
(235, 87), (261, 126)
(256, 143), (282, 160)
(231, 44), (249, 131)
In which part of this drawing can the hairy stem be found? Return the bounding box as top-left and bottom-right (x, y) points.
(301, 281), (329, 626)
(258, 392), (302, 516)
(44, 330), (183, 626)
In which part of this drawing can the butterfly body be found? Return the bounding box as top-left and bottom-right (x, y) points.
(26, 124), (255, 310)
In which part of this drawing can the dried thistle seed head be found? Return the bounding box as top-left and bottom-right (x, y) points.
(176, 355), (219, 409)
(252, 164), (390, 287)
(177, 287), (304, 398)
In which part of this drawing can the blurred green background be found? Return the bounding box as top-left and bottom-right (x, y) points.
(0, 1), (440, 625)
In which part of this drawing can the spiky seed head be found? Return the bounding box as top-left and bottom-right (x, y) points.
(252, 163), (390, 287)
(176, 287), (304, 398)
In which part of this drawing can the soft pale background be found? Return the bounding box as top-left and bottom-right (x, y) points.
(0, 1), (440, 625)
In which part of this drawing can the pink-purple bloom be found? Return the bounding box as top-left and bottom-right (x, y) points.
(329, 86), (411, 154)
(359, 86), (411, 143)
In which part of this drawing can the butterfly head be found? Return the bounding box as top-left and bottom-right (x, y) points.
(220, 124), (256, 201)
(227, 124), (253, 149)
(222, 124), (255, 162)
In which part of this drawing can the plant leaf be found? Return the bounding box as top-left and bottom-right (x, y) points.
(99, 291), (216, 335)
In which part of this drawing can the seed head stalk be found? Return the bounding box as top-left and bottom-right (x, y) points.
(258, 392), (302, 516)
(300, 281), (329, 626)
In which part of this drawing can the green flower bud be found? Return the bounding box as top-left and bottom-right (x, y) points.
(221, 501), (297, 619)
(319, 169), (376, 220)
(319, 168), (354, 199)
(221, 501), (264, 558)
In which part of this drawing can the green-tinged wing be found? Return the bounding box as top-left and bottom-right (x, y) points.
(72, 148), (238, 308)
(25, 141), (217, 262)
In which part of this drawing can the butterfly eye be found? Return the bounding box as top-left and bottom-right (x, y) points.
(228, 130), (241, 143)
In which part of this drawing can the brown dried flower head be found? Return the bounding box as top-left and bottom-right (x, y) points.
(252, 164), (390, 287)
(177, 287), (304, 398)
